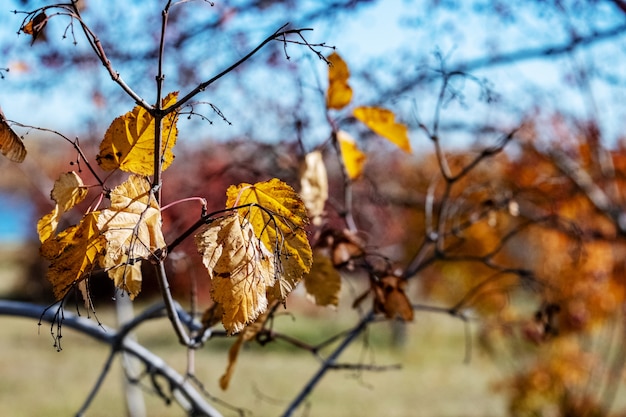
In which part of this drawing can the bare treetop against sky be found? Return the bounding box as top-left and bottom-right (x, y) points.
(2, 1), (626, 145)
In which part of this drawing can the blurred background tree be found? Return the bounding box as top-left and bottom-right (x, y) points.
(3, 1), (626, 416)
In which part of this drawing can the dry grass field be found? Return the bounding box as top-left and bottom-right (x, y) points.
(0, 244), (507, 417)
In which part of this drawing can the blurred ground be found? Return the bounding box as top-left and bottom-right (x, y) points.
(0, 244), (506, 417)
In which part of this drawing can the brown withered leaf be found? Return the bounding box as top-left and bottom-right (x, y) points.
(373, 275), (414, 321)
(0, 107), (27, 163)
(22, 12), (47, 44)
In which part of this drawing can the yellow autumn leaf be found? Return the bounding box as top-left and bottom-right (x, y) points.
(40, 212), (105, 300)
(299, 150), (328, 226)
(53, 171), (88, 212)
(195, 214), (276, 334)
(353, 106), (412, 153)
(225, 178), (313, 301)
(96, 91), (179, 175)
(326, 52), (353, 110)
(0, 107), (26, 163)
(304, 249), (341, 307)
(97, 175), (166, 298)
(37, 171), (88, 243)
(337, 130), (366, 180)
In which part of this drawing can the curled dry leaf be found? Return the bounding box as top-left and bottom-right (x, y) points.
(0, 107), (27, 163)
(97, 175), (166, 298)
(40, 212), (105, 300)
(97, 92), (178, 175)
(318, 228), (365, 267)
(353, 106), (412, 153)
(373, 275), (414, 321)
(326, 52), (353, 110)
(22, 12), (47, 44)
(195, 214), (276, 334)
(299, 150), (328, 226)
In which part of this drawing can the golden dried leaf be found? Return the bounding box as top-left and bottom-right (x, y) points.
(195, 214), (276, 334)
(96, 92), (178, 175)
(37, 206), (59, 243)
(40, 212), (105, 300)
(0, 107), (26, 163)
(52, 171), (88, 212)
(299, 150), (328, 226)
(326, 52), (353, 110)
(37, 172), (88, 243)
(225, 178), (313, 301)
(304, 250), (341, 307)
(97, 175), (166, 298)
(337, 130), (366, 180)
(353, 106), (412, 153)
(105, 258), (143, 299)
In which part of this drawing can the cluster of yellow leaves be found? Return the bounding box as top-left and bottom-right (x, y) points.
(39, 175), (166, 301)
(196, 179), (313, 334)
(38, 91), (182, 300)
(325, 52), (411, 180)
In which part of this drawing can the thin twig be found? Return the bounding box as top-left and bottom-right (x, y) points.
(280, 310), (375, 417)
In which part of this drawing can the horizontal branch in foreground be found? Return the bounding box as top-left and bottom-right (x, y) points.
(0, 300), (222, 417)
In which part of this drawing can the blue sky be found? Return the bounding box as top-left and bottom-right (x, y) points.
(2, 1), (626, 242)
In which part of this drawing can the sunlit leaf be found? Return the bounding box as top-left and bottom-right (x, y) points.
(37, 206), (59, 244)
(304, 249), (341, 307)
(52, 171), (88, 212)
(96, 91), (179, 175)
(195, 214), (276, 334)
(225, 178), (313, 301)
(37, 172), (88, 243)
(326, 52), (353, 110)
(353, 106), (412, 153)
(337, 130), (366, 180)
(299, 150), (328, 226)
(97, 175), (166, 298)
(0, 107), (26, 163)
(40, 212), (105, 300)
